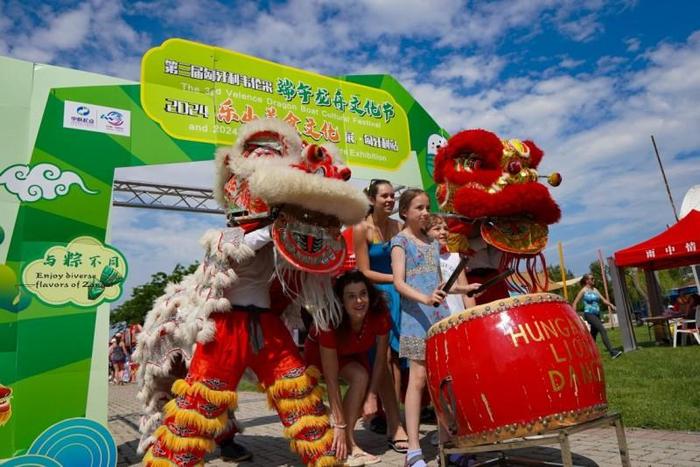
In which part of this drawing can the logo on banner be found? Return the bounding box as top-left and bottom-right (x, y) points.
(63, 100), (131, 136)
(101, 110), (124, 127)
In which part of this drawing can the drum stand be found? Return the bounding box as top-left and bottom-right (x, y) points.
(439, 412), (631, 467)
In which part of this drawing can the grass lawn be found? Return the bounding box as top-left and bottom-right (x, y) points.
(600, 325), (700, 431)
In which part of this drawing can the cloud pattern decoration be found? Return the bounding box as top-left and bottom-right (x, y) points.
(0, 163), (97, 202)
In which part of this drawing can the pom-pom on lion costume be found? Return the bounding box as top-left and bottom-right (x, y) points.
(134, 119), (368, 467)
(433, 129), (562, 300)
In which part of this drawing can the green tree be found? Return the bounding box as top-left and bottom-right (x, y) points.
(546, 265), (574, 282)
(110, 262), (199, 325)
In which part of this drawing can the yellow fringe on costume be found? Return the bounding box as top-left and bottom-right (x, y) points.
(162, 399), (228, 436)
(312, 454), (339, 467)
(283, 414), (330, 438)
(270, 385), (325, 413)
(142, 449), (175, 467)
(171, 379), (237, 408)
(142, 449), (205, 467)
(153, 425), (216, 453)
(265, 366), (321, 400)
(290, 428), (334, 459)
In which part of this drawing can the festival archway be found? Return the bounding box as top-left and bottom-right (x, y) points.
(0, 39), (445, 460)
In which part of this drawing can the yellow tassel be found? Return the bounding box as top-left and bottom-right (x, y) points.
(311, 454), (339, 467)
(272, 386), (326, 414)
(142, 449), (177, 467)
(162, 400), (228, 436)
(153, 425), (215, 453)
(171, 379), (237, 408)
(290, 428), (334, 458)
(266, 367), (321, 399)
(283, 414), (330, 439)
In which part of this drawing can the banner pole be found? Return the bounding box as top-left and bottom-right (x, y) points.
(598, 249), (614, 326)
(558, 241), (568, 302)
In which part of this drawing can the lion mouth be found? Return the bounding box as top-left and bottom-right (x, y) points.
(0, 385), (12, 412)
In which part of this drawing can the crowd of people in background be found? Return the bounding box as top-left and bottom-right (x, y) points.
(108, 324), (141, 385)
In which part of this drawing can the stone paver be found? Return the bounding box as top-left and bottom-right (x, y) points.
(109, 384), (700, 466)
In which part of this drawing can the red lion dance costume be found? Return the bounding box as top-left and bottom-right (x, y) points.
(433, 129), (562, 299)
(134, 119), (368, 466)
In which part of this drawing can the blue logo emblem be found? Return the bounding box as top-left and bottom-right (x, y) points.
(76, 106), (90, 116)
(101, 111), (124, 127)
(3, 418), (117, 467)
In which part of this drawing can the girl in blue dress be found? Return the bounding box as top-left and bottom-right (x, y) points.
(573, 274), (621, 358)
(391, 189), (469, 467)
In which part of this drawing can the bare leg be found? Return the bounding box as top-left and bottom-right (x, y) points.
(388, 348), (402, 404)
(339, 361), (369, 451)
(405, 360), (427, 451)
(378, 361), (408, 446)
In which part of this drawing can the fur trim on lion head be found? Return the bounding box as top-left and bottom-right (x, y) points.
(213, 118), (368, 226)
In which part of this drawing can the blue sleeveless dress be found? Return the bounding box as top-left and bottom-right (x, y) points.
(368, 241), (402, 353)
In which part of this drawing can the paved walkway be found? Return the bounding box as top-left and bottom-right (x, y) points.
(109, 384), (700, 466)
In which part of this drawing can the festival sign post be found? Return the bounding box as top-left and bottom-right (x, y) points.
(0, 39), (445, 464)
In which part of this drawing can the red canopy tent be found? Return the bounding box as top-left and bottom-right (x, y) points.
(614, 209), (700, 270)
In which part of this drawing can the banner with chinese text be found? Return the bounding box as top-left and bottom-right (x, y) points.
(141, 38), (444, 188)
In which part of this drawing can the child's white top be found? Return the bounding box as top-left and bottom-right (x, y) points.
(439, 252), (466, 315)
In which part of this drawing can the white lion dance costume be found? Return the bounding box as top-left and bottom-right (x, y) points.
(134, 119), (369, 466)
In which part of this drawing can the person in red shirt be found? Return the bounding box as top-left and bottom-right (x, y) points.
(305, 270), (390, 466)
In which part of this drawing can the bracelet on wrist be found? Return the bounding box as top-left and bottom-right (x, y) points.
(332, 423), (348, 429)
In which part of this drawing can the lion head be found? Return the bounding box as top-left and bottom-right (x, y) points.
(433, 128), (562, 270)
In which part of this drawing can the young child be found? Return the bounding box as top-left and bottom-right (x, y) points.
(426, 214), (477, 315)
(390, 190), (479, 467)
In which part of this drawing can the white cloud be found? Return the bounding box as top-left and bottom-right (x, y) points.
(432, 55), (505, 87)
(625, 37), (641, 52)
(0, 0), (148, 79)
(556, 13), (604, 42)
(109, 207), (222, 306)
(559, 57), (585, 69)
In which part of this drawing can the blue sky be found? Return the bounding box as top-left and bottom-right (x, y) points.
(2, 0), (699, 299)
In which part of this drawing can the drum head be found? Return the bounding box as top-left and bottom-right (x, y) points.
(272, 210), (346, 274)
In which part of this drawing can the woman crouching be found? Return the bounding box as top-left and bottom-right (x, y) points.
(305, 270), (390, 466)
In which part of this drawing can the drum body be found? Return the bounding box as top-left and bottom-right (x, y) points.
(426, 293), (607, 446)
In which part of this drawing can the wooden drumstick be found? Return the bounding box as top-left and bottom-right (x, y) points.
(433, 257), (470, 307)
(466, 268), (515, 297)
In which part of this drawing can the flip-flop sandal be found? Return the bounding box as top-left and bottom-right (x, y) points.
(354, 451), (381, 465)
(388, 438), (409, 453)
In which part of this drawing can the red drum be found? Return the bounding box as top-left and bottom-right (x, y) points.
(426, 293), (607, 446)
